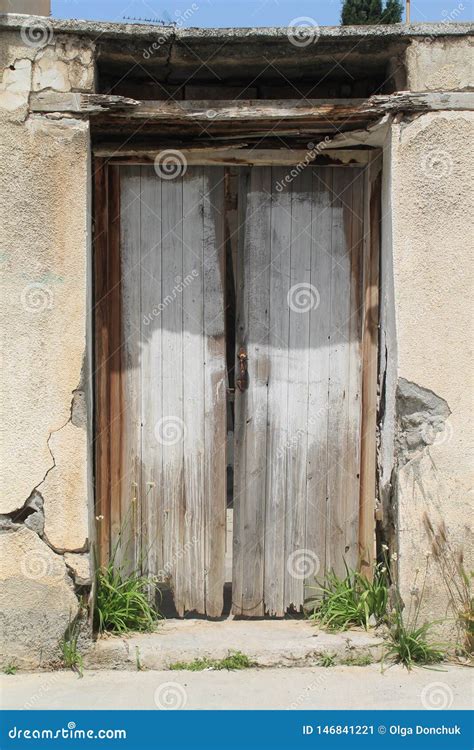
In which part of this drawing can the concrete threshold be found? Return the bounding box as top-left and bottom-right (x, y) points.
(84, 619), (383, 671)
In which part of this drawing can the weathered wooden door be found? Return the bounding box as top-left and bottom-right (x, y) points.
(232, 165), (366, 616)
(106, 165), (227, 617)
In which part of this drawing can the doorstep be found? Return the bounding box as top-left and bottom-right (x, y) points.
(83, 619), (383, 671)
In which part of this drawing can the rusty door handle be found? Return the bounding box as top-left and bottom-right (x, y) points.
(236, 347), (249, 392)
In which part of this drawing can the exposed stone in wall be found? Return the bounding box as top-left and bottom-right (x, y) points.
(395, 378), (451, 467)
(0, 30), (95, 121)
(0, 527), (79, 668)
(406, 37), (473, 91)
(64, 553), (92, 586)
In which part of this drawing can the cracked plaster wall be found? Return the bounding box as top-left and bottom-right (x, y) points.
(406, 37), (474, 91)
(0, 29), (94, 667)
(383, 111), (474, 631)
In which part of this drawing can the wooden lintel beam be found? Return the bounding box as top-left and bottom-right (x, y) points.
(30, 91), (474, 118)
(92, 145), (373, 165)
(103, 91), (474, 121)
(30, 92), (140, 114)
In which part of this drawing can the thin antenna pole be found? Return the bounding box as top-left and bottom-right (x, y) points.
(406, 0), (411, 23)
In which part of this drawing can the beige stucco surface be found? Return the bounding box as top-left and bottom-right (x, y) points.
(389, 110), (474, 630)
(0, 28), (92, 666)
(406, 37), (474, 91)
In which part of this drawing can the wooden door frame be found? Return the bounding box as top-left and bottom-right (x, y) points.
(92, 149), (381, 577)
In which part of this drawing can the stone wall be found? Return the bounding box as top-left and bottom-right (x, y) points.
(0, 23), (94, 667)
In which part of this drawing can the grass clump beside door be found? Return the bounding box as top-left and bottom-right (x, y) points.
(307, 557), (449, 669)
(307, 562), (388, 631)
(94, 562), (161, 634)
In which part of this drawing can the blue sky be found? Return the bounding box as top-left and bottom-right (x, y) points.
(52, 0), (473, 26)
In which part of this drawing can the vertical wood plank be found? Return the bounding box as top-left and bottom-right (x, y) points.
(284, 167), (313, 611)
(233, 167), (271, 616)
(345, 168), (365, 571)
(140, 167), (162, 580)
(93, 159), (111, 566)
(160, 176), (185, 613)
(325, 168), (354, 577)
(263, 167), (291, 616)
(359, 158), (381, 577)
(231, 168), (249, 614)
(203, 166), (226, 617)
(304, 167), (333, 600)
(118, 166), (142, 572)
(182, 167), (206, 613)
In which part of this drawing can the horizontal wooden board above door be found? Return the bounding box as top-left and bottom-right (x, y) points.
(92, 145), (374, 166)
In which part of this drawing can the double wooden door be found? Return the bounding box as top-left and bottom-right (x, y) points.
(95, 161), (377, 618)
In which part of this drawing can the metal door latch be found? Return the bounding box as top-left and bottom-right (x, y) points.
(236, 347), (249, 392)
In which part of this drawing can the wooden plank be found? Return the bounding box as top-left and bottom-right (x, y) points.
(284, 168), (313, 611)
(202, 167), (227, 617)
(233, 168), (271, 616)
(93, 145), (371, 166)
(160, 176), (185, 614)
(93, 159), (111, 566)
(118, 166), (141, 572)
(359, 156), (381, 578)
(263, 166), (292, 616)
(96, 92), (474, 121)
(304, 167), (334, 600)
(107, 166), (124, 568)
(231, 168), (249, 615)
(30, 91), (139, 112)
(139, 167), (163, 581)
(344, 168), (365, 571)
(325, 169), (354, 578)
(181, 167), (206, 613)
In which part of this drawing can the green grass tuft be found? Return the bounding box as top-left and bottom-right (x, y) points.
(341, 653), (374, 666)
(308, 563), (388, 632)
(317, 652), (337, 667)
(384, 615), (445, 669)
(3, 663), (18, 675)
(60, 621), (83, 677)
(169, 651), (256, 671)
(94, 564), (161, 634)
